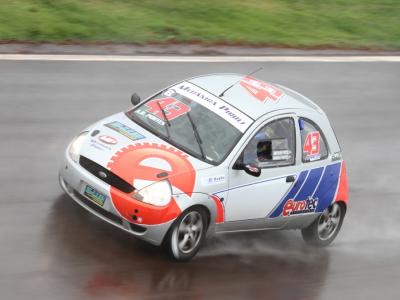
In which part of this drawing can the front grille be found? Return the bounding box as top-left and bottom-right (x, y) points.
(73, 190), (123, 225)
(79, 156), (134, 193)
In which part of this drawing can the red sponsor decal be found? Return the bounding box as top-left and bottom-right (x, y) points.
(303, 131), (320, 156)
(107, 143), (196, 225)
(98, 135), (118, 145)
(145, 97), (190, 121)
(240, 76), (283, 103)
(282, 197), (318, 217)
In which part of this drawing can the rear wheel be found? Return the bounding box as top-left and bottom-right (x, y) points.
(302, 202), (345, 247)
(166, 207), (207, 262)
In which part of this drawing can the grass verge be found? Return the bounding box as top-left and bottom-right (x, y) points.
(0, 0), (399, 49)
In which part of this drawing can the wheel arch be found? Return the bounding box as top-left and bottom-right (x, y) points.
(161, 201), (214, 249)
(336, 200), (347, 216)
(173, 192), (221, 236)
(189, 204), (211, 228)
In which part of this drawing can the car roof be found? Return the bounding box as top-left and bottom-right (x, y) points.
(187, 73), (324, 120)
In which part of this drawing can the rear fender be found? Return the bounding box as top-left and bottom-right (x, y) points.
(335, 161), (349, 208)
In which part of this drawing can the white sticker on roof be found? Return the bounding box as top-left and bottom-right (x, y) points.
(175, 82), (253, 132)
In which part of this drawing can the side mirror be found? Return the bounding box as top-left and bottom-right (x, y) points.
(233, 160), (261, 177)
(131, 93), (141, 106)
(243, 164), (261, 177)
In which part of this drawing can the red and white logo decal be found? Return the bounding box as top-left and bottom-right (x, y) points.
(283, 197), (318, 217)
(303, 131), (320, 156)
(107, 143), (196, 225)
(240, 76), (283, 103)
(145, 97), (190, 121)
(98, 135), (118, 145)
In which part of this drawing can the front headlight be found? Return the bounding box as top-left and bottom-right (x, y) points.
(133, 180), (172, 206)
(68, 131), (88, 163)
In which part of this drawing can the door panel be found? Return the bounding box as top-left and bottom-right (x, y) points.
(293, 167), (324, 201)
(268, 170), (308, 218)
(224, 115), (300, 224)
(225, 171), (294, 221)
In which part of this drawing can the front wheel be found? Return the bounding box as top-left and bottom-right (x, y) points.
(302, 202), (345, 247)
(166, 207), (207, 262)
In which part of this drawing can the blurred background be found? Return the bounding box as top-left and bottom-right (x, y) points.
(0, 1), (400, 300)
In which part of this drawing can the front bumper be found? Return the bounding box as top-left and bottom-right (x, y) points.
(58, 151), (173, 246)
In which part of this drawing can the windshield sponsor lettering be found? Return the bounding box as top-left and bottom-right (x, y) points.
(177, 84), (217, 106)
(175, 82), (253, 132)
(218, 105), (247, 125)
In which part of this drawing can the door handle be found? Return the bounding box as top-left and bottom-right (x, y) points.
(286, 175), (295, 183)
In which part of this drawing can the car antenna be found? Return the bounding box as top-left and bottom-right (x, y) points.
(218, 67), (263, 97)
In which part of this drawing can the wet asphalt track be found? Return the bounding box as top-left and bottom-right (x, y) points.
(0, 60), (399, 300)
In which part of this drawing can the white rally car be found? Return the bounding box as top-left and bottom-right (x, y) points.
(59, 74), (348, 261)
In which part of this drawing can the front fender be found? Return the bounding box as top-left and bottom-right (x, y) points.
(173, 192), (225, 237)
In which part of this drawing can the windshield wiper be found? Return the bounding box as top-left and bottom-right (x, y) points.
(156, 100), (171, 139)
(186, 111), (206, 160)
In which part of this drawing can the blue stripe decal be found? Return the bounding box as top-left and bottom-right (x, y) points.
(269, 170), (308, 218)
(294, 167), (324, 201)
(313, 162), (341, 212)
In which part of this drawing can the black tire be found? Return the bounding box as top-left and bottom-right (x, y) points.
(165, 207), (208, 262)
(302, 202), (345, 247)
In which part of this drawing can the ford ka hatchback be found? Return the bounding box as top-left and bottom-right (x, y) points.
(59, 74), (348, 261)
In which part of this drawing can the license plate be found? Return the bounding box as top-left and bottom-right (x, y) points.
(84, 185), (106, 206)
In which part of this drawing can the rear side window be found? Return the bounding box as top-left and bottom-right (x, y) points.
(299, 118), (328, 162)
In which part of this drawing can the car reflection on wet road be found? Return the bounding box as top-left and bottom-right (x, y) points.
(43, 195), (329, 299)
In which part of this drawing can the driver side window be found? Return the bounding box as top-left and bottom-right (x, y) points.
(242, 117), (295, 168)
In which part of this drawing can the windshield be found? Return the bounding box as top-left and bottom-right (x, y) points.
(126, 81), (253, 164)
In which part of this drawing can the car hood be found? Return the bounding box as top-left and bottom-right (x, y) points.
(79, 112), (212, 195)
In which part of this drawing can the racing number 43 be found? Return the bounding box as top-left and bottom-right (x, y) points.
(303, 131), (320, 156)
(145, 98), (190, 121)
